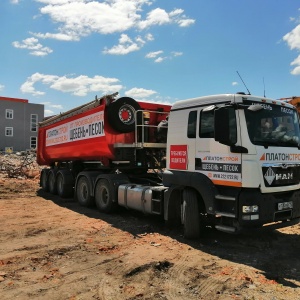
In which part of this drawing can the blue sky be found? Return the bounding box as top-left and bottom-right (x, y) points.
(1, 0), (300, 116)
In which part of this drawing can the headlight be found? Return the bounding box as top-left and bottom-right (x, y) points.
(242, 214), (259, 220)
(242, 205), (259, 213)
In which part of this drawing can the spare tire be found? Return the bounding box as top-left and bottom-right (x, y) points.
(107, 97), (141, 133)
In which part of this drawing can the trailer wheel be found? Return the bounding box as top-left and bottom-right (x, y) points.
(182, 188), (201, 239)
(107, 97), (141, 133)
(40, 169), (49, 192)
(57, 173), (73, 198)
(95, 179), (117, 213)
(48, 170), (57, 195)
(76, 176), (94, 207)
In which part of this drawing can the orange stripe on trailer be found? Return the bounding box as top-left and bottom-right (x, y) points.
(212, 179), (242, 187)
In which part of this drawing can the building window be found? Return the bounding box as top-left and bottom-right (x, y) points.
(5, 127), (13, 137)
(31, 114), (38, 132)
(30, 136), (37, 149)
(6, 109), (13, 119)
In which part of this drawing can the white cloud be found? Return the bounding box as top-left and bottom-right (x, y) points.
(103, 33), (155, 55)
(283, 24), (300, 50)
(103, 34), (143, 55)
(291, 54), (300, 75)
(41, 102), (63, 109)
(283, 23), (300, 75)
(177, 19), (196, 27)
(232, 82), (238, 86)
(125, 87), (156, 99)
(45, 109), (54, 117)
(171, 51), (183, 57)
(154, 57), (165, 63)
(12, 37), (53, 56)
(145, 50), (163, 58)
(31, 32), (79, 41)
(41, 102), (63, 116)
(32, 0), (195, 43)
(21, 73), (123, 97)
(146, 50), (182, 63)
(169, 9), (184, 17)
(50, 104), (63, 109)
(10, 0), (19, 4)
(0, 84), (4, 91)
(138, 8), (171, 30)
(145, 33), (154, 41)
(145, 50), (166, 63)
(34, 0), (143, 40)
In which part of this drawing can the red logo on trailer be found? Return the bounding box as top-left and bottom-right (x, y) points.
(169, 145), (188, 170)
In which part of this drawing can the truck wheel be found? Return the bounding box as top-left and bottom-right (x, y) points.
(95, 179), (117, 213)
(76, 176), (94, 207)
(107, 97), (141, 133)
(57, 173), (73, 198)
(182, 188), (201, 239)
(48, 170), (57, 195)
(40, 169), (49, 192)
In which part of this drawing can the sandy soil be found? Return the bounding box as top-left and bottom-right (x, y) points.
(0, 176), (300, 300)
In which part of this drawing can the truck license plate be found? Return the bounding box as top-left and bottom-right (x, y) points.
(278, 201), (293, 211)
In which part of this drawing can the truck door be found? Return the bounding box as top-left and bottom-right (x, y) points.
(186, 107), (216, 172)
(196, 106), (242, 187)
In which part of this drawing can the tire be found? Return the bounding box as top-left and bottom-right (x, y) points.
(182, 188), (201, 239)
(76, 176), (94, 207)
(107, 97), (141, 133)
(95, 179), (117, 213)
(57, 173), (74, 198)
(48, 170), (57, 195)
(40, 169), (49, 192)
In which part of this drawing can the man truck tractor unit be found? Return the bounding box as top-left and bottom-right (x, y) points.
(37, 93), (300, 238)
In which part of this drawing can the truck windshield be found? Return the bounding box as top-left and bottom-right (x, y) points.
(243, 101), (300, 148)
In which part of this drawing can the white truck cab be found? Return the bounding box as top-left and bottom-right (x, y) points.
(163, 93), (300, 236)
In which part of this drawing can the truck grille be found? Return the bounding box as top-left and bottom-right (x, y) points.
(262, 165), (300, 187)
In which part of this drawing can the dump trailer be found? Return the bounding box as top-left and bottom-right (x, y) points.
(38, 93), (300, 238)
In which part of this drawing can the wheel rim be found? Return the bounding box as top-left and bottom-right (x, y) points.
(119, 104), (135, 125)
(78, 179), (88, 201)
(100, 186), (109, 205)
(83, 185), (88, 200)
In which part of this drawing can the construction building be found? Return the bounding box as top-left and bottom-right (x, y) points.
(0, 96), (44, 153)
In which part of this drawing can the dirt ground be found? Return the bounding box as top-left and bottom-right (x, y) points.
(0, 176), (300, 300)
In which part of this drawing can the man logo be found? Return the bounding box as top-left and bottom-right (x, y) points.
(264, 167), (276, 185)
(275, 173), (293, 180)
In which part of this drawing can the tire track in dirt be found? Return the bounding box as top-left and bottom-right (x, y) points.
(164, 250), (227, 299)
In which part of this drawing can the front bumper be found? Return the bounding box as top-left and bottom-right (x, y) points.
(237, 188), (300, 228)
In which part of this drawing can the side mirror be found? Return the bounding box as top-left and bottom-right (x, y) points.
(214, 106), (237, 146)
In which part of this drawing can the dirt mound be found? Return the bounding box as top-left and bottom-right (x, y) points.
(0, 152), (41, 179)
